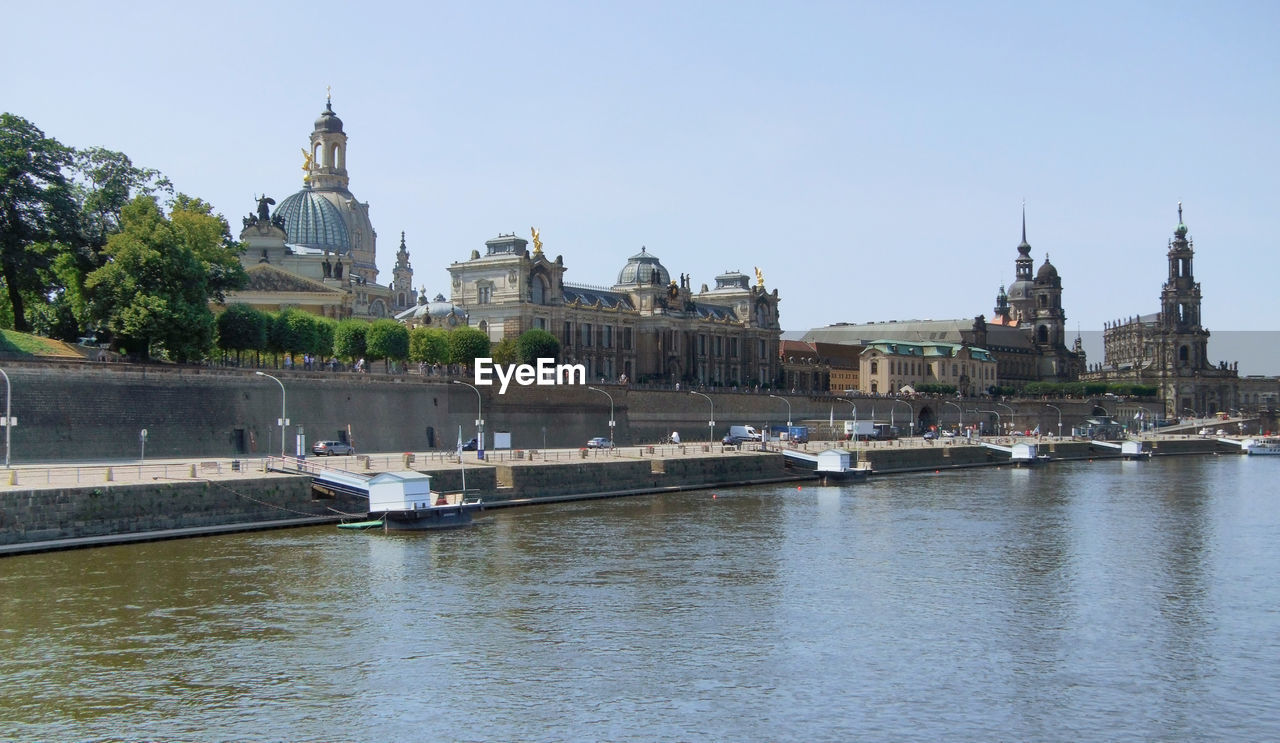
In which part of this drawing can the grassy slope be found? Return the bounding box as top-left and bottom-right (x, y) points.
(0, 329), (85, 358)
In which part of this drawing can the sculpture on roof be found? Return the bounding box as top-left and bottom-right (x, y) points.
(301, 148), (314, 181)
(531, 226), (543, 255)
(754, 266), (764, 288)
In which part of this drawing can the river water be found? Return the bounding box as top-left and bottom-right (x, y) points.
(2, 455), (1278, 741)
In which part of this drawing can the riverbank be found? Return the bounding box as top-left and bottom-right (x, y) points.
(0, 434), (1244, 556)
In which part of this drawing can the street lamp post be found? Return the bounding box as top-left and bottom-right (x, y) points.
(690, 391), (714, 444)
(587, 386), (616, 448)
(972, 409), (1000, 437)
(255, 371), (288, 458)
(0, 367), (11, 468)
(1045, 404), (1062, 439)
(995, 402), (1015, 435)
(942, 400), (962, 436)
(768, 394), (792, 427)
(453, 380), (484, 459)
(893, 399), (914, 438)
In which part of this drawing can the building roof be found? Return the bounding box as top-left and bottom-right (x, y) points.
(563, 285), (634, 310)
(273, 186), (351, 254)
(616, 247), (670, 287)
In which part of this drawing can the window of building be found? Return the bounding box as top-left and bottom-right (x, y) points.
(603, 325), (613, 349)
(870, 360), (878, 375)
(624, 327), (633, 350)
(563, 321), (572, 346)
(477, 283), (493, 304)
(581, 323), (593, 347)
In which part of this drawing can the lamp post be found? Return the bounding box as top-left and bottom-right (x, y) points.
(0, 367), (11, 468)
(454, 380), (484, 459)
(255, 371), (288, 458)
(587, 386), (616, 448)
(768, 394), (792, 427)
(972, 409), (1000, 437)
(996, 402), (1015, 435)
(893, 399), (914, 438)
(942, 400), (962, 436)
(1045, 404), (1062, 439)
(690, 391), (714, 443)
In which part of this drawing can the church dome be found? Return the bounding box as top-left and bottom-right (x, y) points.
(616, 247), (670, 286)
(1007, 279), (1032, 300)
(314, 101), (344, 134)
(1036, 257), (1059, 280)
(273, 187), (351, 254)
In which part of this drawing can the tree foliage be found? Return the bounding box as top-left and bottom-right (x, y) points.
(217, 303), (269, 362)
(366, 318), (409, 370)
(333, 319), (368, 361)
(271, 308), (319, 356)
(448, 326), (491, 366)
(0, 113), (77, 331)
(409, 327), (451, 365)
(83, 195), (242, 361)
(516, 328), (560, 364)
(491, 337), (520, 365)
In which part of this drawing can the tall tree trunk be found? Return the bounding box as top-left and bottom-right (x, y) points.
(1, 256), (29, 332)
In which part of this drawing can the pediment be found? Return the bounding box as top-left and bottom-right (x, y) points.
(244, 264), (340, 294)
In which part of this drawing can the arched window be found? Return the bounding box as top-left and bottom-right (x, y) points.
(1037, 325), (1048, 343)
(870, 360), (878, 375)
(1179, 345), (1189, 363)
(531, 275), (547, 305)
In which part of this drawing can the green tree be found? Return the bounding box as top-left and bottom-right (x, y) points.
(333, 319), (368, 363)
(313, 317), (336, 358)
(217, 303), (269, 364)
(83, 195), (242, 361)
(492, 337), (520, 365)
(409, 327), (450, 365)
(366, 318), (409, 371)
(448, 326), (490, 367)
(0, 113), (77, 331)
(516, 328), (560, 364)
(271, 308), (320, 361)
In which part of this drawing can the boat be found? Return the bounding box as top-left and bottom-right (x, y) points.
(1243, 437), (1280, 456)
(782, 448), (871, 484)
(360, 471), (483, 531)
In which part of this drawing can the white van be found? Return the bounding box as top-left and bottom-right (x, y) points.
(727, 425), (761, 442)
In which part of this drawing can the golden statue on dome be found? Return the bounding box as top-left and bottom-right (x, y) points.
(301, 148), (313, 182)
(754, 266), (764, 288)
(531, 226), (543, 255)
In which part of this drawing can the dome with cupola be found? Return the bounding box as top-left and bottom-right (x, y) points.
(616, 247), (670, 287)
(273, 186), (351, 254)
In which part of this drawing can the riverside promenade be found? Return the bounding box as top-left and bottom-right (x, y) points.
(0, 433), (1243, 556)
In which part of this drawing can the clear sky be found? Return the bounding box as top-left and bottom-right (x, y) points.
(4, 1), (1277, 341)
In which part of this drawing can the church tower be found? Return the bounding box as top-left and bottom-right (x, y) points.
(1006, 206), (1036, 323)
(392, 231), (416, 312)
(1160, 202), (1208, 369)
(307, 97), (348, 190)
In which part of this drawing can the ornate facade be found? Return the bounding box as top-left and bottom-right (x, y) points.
(1085, 205), (1241, 417)
(220, 99), (416, 320)
(447, 234), (782, 385)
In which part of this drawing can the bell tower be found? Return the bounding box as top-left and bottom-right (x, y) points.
(307, 93), (349, 191)
(1160, 202), (1208, 369)
(392, 231), (416, 311)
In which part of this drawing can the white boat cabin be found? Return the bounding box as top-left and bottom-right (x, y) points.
(816, 449), (853, 473)
(367, 471), (438, 512)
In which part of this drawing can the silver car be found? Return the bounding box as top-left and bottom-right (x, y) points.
(312, 440), (354, 456)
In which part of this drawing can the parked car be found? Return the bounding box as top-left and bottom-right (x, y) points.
(312, 440), (354, 456)
(461, 438), (478, 451)
(923, 431), (937, 440)
(586, 437), (612, 449)
(722, 434), (748, 445)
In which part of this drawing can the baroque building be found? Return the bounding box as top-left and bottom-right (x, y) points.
(1084, 205), (1241, 417)
(221, 98), (415, 320)
(447, 233), (782, 386)
(801, 209), (1084, 392)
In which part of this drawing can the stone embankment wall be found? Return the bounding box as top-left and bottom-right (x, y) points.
(0, 476), (363, 547)
(1, 358), (1169, 463)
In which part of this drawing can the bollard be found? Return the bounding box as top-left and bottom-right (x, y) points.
(190, 464), (198, 478)
(8, 469), (15, 486)
(105, 467), (113, 482)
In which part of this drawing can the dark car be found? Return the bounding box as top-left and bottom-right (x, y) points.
(722, 434), (748, 445)
(461, 438), (478, 451)
(586, 437), (612, 449)
(312, 440), (354, 456)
